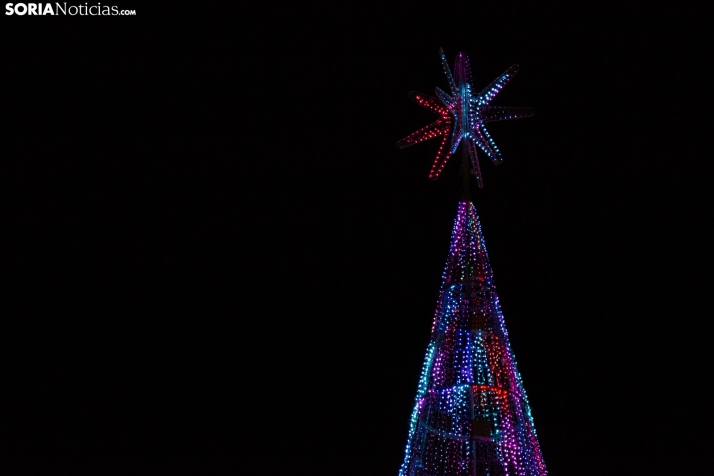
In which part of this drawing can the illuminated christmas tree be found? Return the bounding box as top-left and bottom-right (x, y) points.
(396, 50), (546, 476)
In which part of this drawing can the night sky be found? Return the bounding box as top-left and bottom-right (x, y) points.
(6, 4), (711, 475)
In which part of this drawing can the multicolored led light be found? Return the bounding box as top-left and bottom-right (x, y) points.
(398, 202), (547, 476)
(397, 49), (534, 187)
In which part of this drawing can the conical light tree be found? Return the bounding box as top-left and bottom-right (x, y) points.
(396, 50), (546, 476)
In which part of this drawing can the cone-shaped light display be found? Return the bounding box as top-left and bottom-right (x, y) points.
(398, 202), (547, 476)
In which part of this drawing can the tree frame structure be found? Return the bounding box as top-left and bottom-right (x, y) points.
(398, 202), (547, 476)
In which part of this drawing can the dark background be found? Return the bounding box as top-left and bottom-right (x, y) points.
(5, 3), (711, 475)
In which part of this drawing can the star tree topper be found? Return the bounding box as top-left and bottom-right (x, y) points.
(397, 49), (534, 188)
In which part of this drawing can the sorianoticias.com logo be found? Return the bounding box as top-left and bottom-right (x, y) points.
(5, 3), (136, 15)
